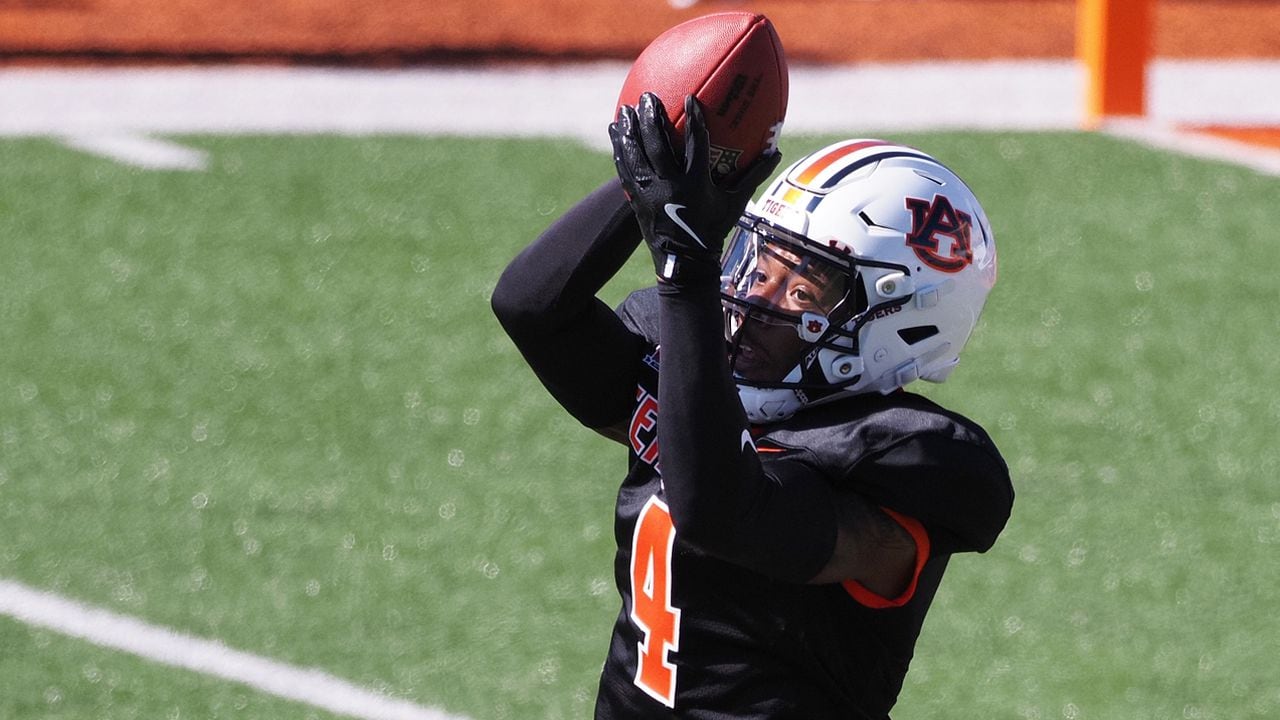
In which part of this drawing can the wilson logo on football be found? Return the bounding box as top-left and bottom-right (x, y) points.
(904, 194), (974, 273)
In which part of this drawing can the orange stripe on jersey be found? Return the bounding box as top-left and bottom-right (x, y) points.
(841, 507), (931, 609)
(794, 140), (891, 186)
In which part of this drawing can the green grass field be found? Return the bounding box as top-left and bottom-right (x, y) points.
(1, 131), (1277, 719)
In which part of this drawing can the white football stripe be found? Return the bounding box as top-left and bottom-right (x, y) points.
(0, 578), (468, 720)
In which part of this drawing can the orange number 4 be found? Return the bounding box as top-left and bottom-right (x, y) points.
(630, 496), (682, 707)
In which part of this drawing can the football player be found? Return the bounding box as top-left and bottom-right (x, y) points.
(491, 92), (1013, 718)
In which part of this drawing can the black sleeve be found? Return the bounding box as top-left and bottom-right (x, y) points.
(654, 281), (838, 583)
(491, 179), (647, 430)
(852, 435), (1013, 557)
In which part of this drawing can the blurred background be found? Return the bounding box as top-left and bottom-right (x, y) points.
(1, 0), (1277, 64)
(1, 2), (1279, 720)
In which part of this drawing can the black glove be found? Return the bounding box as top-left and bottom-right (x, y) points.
(609, 92), (781, 287)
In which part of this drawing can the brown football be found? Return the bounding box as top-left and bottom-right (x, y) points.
(616, 12), (789, 181)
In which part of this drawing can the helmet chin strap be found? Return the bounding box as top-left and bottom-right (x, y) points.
(736, 384), (805, 424)
(735, 361), (804, 424)
(740, 341), (961, 422)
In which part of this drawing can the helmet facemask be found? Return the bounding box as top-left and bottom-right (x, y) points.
(720, 215), (913, 401)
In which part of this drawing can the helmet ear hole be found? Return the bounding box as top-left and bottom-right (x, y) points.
(817, 349), (863, 383)
(831, 355), (862, 379)
(898, 326), (939, 345)
(874, 272), (913, 299)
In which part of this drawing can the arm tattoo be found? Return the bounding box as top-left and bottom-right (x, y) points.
(834, 490), (915, 555)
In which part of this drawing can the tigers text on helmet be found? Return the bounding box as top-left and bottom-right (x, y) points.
(720, 139), (998, 424)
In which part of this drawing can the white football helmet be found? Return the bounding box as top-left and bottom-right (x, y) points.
(720, 139), (998, 423)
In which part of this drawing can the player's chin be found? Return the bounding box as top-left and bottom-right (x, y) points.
(733, 322), (803, 381)
(732, 348), (788, 384)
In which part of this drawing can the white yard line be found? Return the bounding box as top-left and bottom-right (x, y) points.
(0, 62), (1085, 146)
(59, 133), (209, 170)
(787, 60), (1084, 132)
(0, 64), (643, 146)
(1, 60), (1278, 169)
(1101, 120), (1280, 177)
(0, 578), (468, 720)
(0, 60), (1275, 136)
(1, 60), (1277, 172)
(1149, 60), (1280, 127)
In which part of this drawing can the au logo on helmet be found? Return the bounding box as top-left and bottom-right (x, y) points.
(904, 194), (974, 273)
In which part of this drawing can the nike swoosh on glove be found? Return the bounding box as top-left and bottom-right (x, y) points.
(609, 92), (781, 287)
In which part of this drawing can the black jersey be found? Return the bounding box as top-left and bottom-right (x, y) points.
(491, 179), (1013, 720)
(594, 324), (1009, 719)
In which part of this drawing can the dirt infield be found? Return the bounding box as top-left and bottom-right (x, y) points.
(1, 0), (1277, 65)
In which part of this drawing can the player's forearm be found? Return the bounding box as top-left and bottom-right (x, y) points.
(491, 178), (641, 335)
(655, 283), (834, 582)
(491, 178), (645, 430)
(655, 282), (749, 493)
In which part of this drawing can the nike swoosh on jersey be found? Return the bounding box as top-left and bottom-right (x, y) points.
(663, 203), (708, 249)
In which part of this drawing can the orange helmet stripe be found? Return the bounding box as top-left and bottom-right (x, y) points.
(793, 140), (891, 185)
